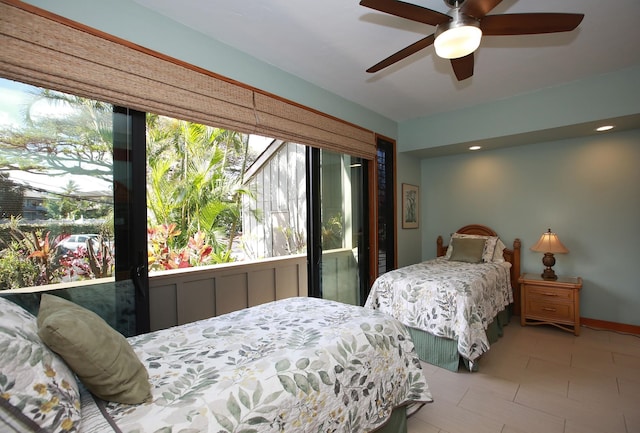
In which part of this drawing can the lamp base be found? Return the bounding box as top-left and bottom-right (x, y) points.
(541, 268), (558, 280)
(541, 252), (558, 280)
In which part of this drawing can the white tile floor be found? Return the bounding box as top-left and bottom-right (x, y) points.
(408, 323), (640, 433)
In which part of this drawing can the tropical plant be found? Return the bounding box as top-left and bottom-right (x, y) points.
(0, 241), (40, 290)
(58, 236), (113, 280)
(44, 180), (83, 220)
(8, 226), (69, 285)
(0, 215), (114, 287)
(321, 213), (343, 250)
(147, 223), (215, 270)
(146, 116), (256, 264)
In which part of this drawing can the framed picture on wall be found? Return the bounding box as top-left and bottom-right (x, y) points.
(402, 183), (419, 229)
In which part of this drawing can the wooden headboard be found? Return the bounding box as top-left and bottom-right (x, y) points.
(436, 224), (522, 315)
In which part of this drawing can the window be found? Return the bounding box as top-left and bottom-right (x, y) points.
(1, 2), (390, 323)
(0, 78), (146, 336)
(0, 79), (115, 286)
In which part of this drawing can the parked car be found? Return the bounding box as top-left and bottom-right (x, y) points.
(59, 234), (100, 252)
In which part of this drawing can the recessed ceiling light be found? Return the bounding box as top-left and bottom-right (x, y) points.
(596, 125), (614, 132)
(469, 145), (481, 151)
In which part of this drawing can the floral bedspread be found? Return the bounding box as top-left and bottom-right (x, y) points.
(365, 258), (512, 364)
(79, 297), (432, 433)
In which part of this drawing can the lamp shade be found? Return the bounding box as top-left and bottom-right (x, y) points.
(530, 229), (569, 254)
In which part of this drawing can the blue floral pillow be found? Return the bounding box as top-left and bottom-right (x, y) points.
(0, 296), (81, 432)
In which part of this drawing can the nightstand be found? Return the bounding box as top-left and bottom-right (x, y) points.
(519, 273), (583, 335)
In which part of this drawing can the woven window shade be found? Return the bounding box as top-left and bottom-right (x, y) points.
(254, 93), (375, 159)
(0, 1), (375, 159)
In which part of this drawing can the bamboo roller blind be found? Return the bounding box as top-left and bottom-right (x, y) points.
(0, 1), (376, 159)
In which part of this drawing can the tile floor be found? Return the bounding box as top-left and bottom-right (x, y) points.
(407, 323), (640, 433)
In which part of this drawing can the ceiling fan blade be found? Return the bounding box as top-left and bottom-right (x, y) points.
(450, 54), (474, 81)
(481, 13), (584, 36)
(359, 0), (451, 26)
(460, 0), (504, 20)
(366, 34), (435, 73)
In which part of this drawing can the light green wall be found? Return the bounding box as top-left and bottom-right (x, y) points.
(395, 152), (422, 268)
(22, 0), (397, 139)
(399, 64), (640, 152)
(420, 129), (640, 325)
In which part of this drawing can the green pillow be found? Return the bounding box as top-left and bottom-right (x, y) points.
(37, 294), (152, 404)
(448, 237), (486, 263)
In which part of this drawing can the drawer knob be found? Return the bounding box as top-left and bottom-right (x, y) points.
(542, 307), (557, 312)
(542, 292), (559, 296)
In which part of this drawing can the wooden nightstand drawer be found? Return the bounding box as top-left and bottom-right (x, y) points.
(525, 299), (574, 322)
(526, 285), (574, 301)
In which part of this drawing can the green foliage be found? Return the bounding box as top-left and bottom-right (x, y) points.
(147, 223), (217, 271)
(146, 116), (256, 266)
(0, 217), (113, 289)
(1, 84), (259, 291)
(321, 213), (344, 249)
(64, 235), (114, 280)
(42, 180), (110, 220)
(8, 224), (68, 285)
(0, 241), (39, 289)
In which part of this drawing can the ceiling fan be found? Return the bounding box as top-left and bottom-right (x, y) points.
(360, 0), (584, 80)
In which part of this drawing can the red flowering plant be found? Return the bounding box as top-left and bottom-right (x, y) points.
(57, 239), (113, 281)
(23, 231), (68, 285)
(187, 231), (214, 265)
(58, 246), (92, 280)
(147, 224), (214, 271)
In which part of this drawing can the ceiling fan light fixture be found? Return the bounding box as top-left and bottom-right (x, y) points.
(434, 12), (482, 59)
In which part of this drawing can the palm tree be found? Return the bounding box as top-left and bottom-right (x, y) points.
(146, 116), (254, 263)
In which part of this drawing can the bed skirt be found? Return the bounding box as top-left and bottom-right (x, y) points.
(376, 405), (407, 433)
(407, 307), (511, 372)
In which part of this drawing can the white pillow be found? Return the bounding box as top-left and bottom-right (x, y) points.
(492, 238), (507, 263)
(445, 233), (498, 263)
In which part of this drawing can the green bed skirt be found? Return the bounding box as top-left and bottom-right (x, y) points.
(407, 307), (511, 372)
(375, 405), (408, 433)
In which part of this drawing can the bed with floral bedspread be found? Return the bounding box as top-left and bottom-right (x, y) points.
(0, 294), (433, 433)
(365, 257), (512, 370)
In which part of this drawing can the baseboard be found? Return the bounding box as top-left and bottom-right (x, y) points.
(581, 317), (640, 335)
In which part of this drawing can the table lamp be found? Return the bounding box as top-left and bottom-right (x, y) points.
(530, 228), (569, 280)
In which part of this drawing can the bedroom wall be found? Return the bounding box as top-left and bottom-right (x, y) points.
(395, 152), (423, 268)
(419, 128), (640, 326)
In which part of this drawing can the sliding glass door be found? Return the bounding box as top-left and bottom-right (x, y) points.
(307, 148), (369, 305)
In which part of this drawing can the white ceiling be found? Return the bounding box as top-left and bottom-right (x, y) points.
(131, 0), (640, 124)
